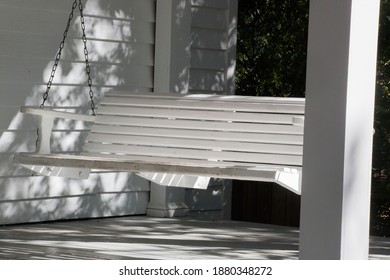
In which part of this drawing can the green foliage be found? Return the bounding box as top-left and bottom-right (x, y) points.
(235, 0), (309, 97)
(235, 0), (390, 236)
(374, 0), (390, 188)
(371, 0), (390, 236)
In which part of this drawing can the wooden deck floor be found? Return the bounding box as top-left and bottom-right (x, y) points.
(0, 216), (389, 260)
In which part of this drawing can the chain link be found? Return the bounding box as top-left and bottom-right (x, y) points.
(78, 0), (96, 115)
(41, 0), (95, 116)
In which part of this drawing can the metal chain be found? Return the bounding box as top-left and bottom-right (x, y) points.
(35, 128), (40, 148)
(41, 0), (96, 116)
(78, 0), (96, 116)
(41, 0), (77, 109)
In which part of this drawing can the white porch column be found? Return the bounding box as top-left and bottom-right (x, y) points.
(299, 0), (380, 259)
(147, 0), (191, 217)
(147, 183), (189, 217)
(153, 0), (191, 93)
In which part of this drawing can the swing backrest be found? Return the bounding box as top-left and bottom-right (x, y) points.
(83, 91), (305, 178)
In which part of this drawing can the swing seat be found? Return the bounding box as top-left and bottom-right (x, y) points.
(14, 91), (305, 194)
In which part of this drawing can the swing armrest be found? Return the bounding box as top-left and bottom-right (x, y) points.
(20, 106), (95, 122)
(20, 106), (95, 154)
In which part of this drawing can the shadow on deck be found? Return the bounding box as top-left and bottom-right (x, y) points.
(0, 216), (389, 260)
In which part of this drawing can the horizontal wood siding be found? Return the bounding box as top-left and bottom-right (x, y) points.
(189, 0), (232, 93)
(0, 0), (156, 224)
(185, 0), (237, 217)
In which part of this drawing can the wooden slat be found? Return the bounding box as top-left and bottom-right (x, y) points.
(94, 115), (304, 135)
(86, 133), (303, 155)
(20, 107), (95, 122)
(15, 152), (298, 175)
(105, 91), (306, 106)
(82, 153), (269, 168)
(105, 90), (305, 101)
(14, 153), (301, 190)
(90, 124), (304, 145)
(97, 106), (300, 124)
(83, 142), (302, 166)
(100, 96), (304, 114)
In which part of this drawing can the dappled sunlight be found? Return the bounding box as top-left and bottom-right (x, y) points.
(2, 216), (386, 260)
(0, 0), (154, 224)
(1, 0), (239, 227)
(0, 217), (303, 260)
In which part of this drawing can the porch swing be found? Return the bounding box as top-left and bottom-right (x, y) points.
(14, 0), (305, 194)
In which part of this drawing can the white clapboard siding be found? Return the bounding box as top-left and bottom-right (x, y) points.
(189, 0), (234, 94)
(0, 0), (156, 224)
(191, 0), (229, 9)
(186, 0), (237, 216)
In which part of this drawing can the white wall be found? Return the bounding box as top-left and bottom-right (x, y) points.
(189, 0), (236, 94)
(0, 0), (156, 224)
(0, 0), (237, 224)
(185, 0), (237, 218)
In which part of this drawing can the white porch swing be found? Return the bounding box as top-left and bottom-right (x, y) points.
(13, 0), (305, 194)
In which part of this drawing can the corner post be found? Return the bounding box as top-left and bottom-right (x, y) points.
(299, 0), (380, 259)
(153, 0), (191, 93)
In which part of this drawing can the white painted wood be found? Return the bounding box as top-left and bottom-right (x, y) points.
(299, 0), (380, 259)
(191, 0), (229, 9)
(20, 107), (95, 122)
(226, 0), (238, 95)
(153, 0), (191, 93)
(83, 142), (302, 166)
(86, 133), (303, 155)
(0, 0), (156, 224)
(190, 49), (227, 70)
(191, 7), (227, 30)
(14, 152), (301, 194)
(138, 172), (210, 189)
(147, 182), (189, 217)
(106, 91), (305, 104)
(97, 106), (301, 124)
(189, 0), (232, 94)
(71, 152), (300, 170)
(0, 191), (149, 224)
(1, 62), (154, 86)
(94, 115), (304, 134)
(90, 125), (304, 145)
(102, 95), (305, 112)
(0, 173), (150, 200)
(191, 27), (228, 50)
(18, 106), (93, 179)
(153, 0), (174, 92)
(150, 0), (192, 218)
(15, 90), (304, 194)
(19, 164), (90, 179)
(189, 69), (226, 92)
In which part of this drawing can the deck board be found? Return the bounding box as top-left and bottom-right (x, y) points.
(0, 216), (388, 260)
